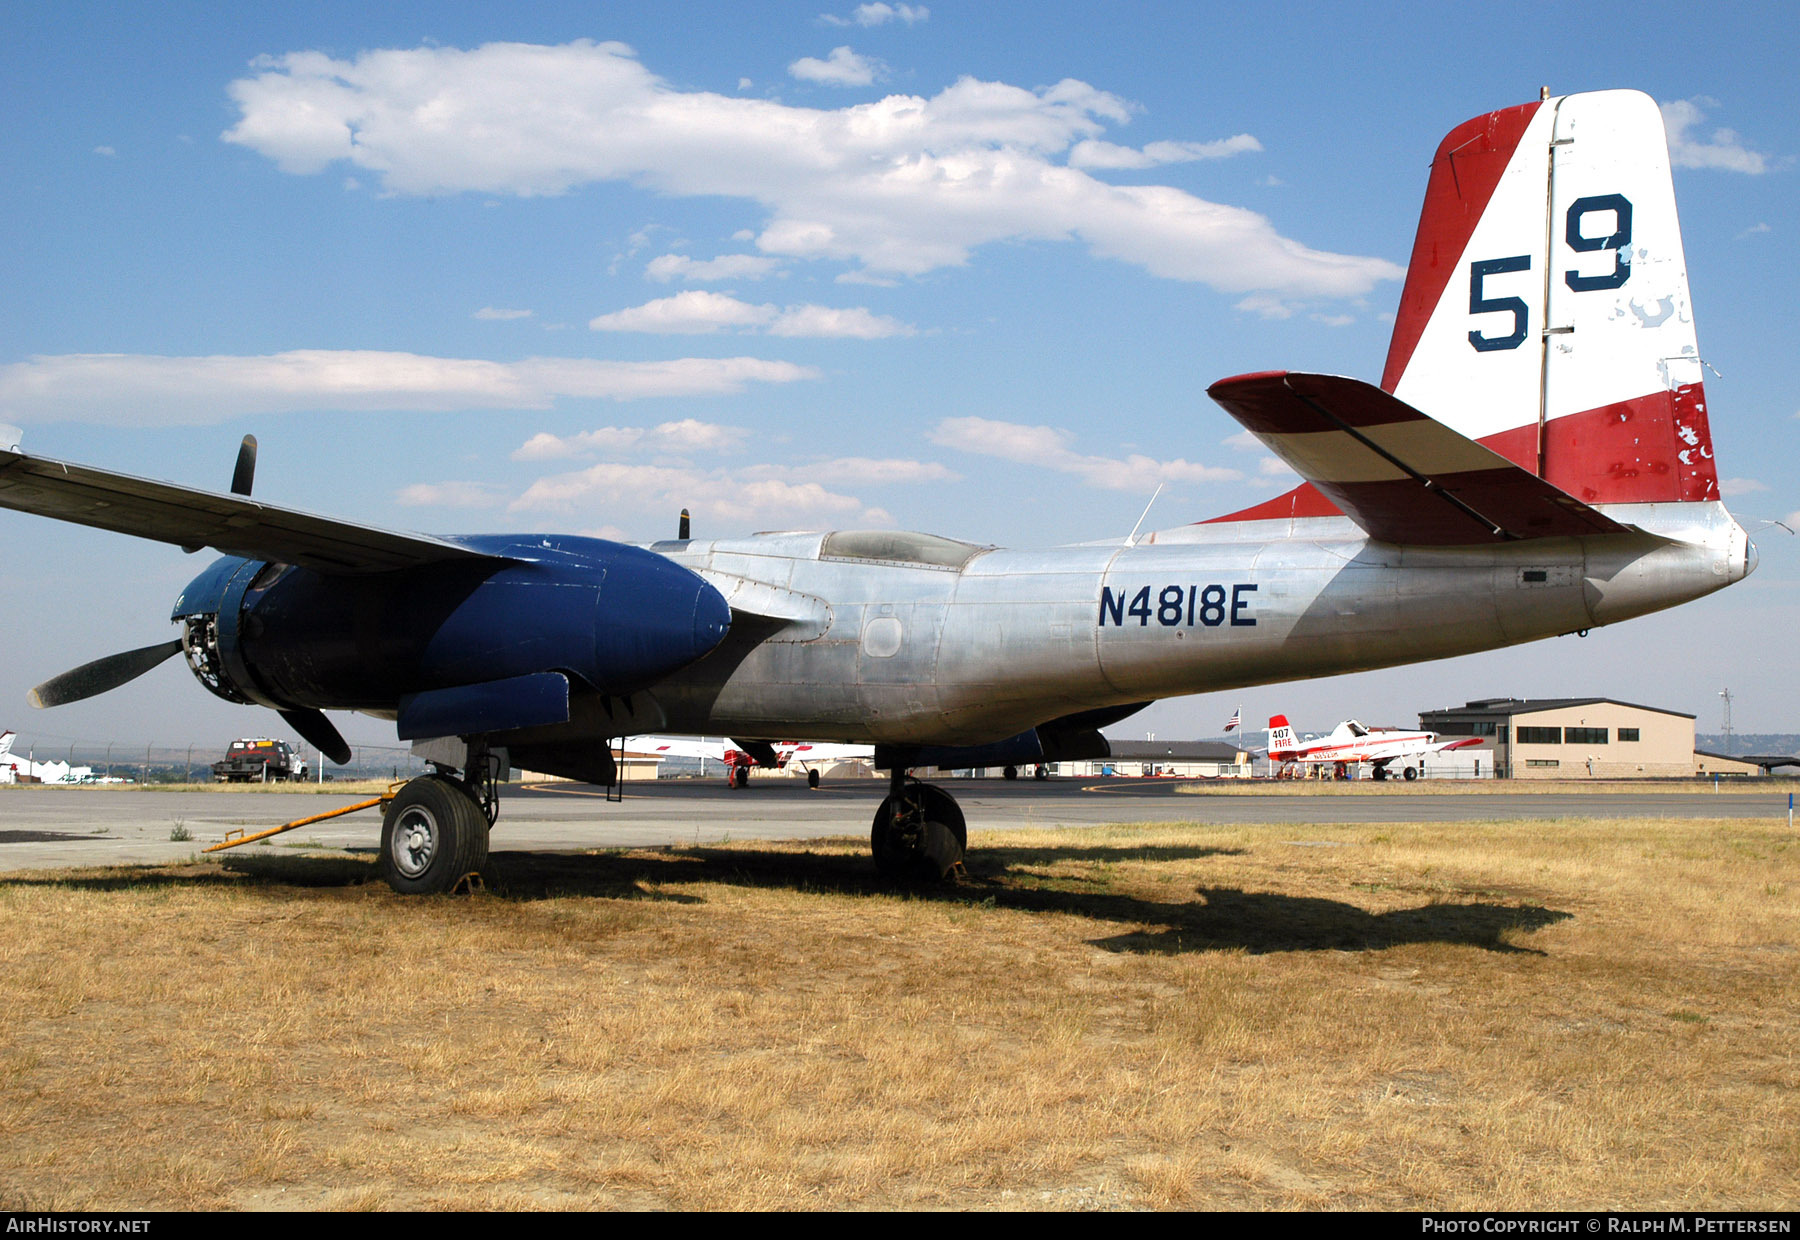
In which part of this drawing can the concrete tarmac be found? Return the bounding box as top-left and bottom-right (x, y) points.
(0, 777), (1788, 874)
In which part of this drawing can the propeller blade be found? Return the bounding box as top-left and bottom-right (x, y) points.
(231, 434), (258, 497)
(29, 639), (184, 708)
(678, 508), (690, 540)
(278, 708), (352, 766)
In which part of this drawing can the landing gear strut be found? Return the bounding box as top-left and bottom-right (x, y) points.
(870, 768), (965, 882)
(379, 743), (496, 895)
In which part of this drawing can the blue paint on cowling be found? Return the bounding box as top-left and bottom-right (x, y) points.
(170, 555), (247, 619)
(397, 671), (573, 741)
(172, 535), (730, 714)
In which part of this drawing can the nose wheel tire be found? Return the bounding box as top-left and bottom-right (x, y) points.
(380, 774), (489, 895)
(871, 781), (966, 882)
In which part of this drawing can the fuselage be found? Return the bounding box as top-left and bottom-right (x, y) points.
(166, 500), (1750, 757)
(648, 500), (1752, 747)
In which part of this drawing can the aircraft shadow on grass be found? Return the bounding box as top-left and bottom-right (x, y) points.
(1, 841), (1570, 954)
(256, 844), (1565, 955)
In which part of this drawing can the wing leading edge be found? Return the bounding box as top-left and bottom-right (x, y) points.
(0, 448), (490, 572)
(1206, 372), (1630, 546)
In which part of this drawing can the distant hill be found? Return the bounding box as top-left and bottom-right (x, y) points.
(1696, 733), (1800, 757)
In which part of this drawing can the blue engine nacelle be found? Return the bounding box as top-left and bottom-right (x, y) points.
(171, 535), (731, 715)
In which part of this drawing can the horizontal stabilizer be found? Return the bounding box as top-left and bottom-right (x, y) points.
(1206, 372), (1629, 545)
(0, 448), (491, 572)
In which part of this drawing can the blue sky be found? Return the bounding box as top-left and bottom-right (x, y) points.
(2, 1), (1795, 756)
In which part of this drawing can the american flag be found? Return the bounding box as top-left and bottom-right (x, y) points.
(1223, 705), (1242, 733)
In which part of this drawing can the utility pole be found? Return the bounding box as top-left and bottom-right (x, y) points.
(1719, 688), (1734, 754)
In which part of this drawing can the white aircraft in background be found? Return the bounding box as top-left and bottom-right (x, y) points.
(1265, 715), (1481, 780)
(626, 735), (874, 789)
(0, 731), (95, 784)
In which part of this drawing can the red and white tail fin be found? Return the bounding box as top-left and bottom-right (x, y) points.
(1383, 89), (1716, 505)
(1266, 715), (1297, 758)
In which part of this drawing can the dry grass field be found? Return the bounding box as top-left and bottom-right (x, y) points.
(0, 813), (1795, 1211)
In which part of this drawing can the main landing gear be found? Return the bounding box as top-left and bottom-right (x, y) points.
(379, 746), (499, 895)
(870, 768), (966, 882)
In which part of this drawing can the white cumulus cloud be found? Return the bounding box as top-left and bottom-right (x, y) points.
(507, 435), (952, 530)
(513, 461), (878, 527)
(0, 350), (819, 426)
(743, 456), (956, 485)
(512, 419), (751, 461)
(1068, 134), (1262, 170)
(590, 291), (913, 337)
(221, 40), (1400, 298)
(645, 253), (783, 282)
(1718, 477), (1768, 497)
(395, 481), (508, 508)
(1660, 98), (1770, 174)
(790, 46), (882, 88)
(930, 416), (1240, 491)
(822, 3), (929, 26)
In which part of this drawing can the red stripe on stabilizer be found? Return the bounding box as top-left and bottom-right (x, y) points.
(1380, 100), (1541, 393)
(1202, 481), (1344, 526)
(1478, 385), (1720, 504)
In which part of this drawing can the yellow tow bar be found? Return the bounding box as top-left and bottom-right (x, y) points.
(204, 788), (398, 853)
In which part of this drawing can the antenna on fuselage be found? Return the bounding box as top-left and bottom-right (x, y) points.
(1125, 483), (1164, 546)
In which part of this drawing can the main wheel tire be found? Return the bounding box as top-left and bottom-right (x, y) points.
(379, 774), (489, 895)
(807, 768), (821, 789)
(1402, 766), (1418, 781)
(1003, 765), (1018, 781)
(870, 782), (967, 882)
(1033, 764), (1048, 781)
(731, 765), (749, 789)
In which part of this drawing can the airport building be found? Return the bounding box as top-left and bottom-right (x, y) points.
(1417, 698), (1762, 779)
(1067, 740), (1254, 779)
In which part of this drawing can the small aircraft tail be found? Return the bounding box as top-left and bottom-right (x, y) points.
(0, 730), (14, 759)
(1266, 715), (1297, 759)
(1383, 88), (1716, 505)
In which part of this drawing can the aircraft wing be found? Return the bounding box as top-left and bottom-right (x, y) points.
(0, 448), (490, 573)
(1206, 372), (1631, 546)
(624, 735), (730, 762)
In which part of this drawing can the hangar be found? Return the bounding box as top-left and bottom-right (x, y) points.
(1417, 698), (1763, 779)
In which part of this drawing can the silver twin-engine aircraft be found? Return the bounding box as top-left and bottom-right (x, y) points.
(0, 89), (1753, 891)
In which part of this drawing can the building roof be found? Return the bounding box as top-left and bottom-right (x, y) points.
(1421, 697), (1695, 721)
(1108, 741), (1248, 761)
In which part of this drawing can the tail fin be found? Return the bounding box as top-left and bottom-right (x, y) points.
(1383, 89), (1716, 505)
(1266, 715), (1296, 757)
(0, 731), (13, 759)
